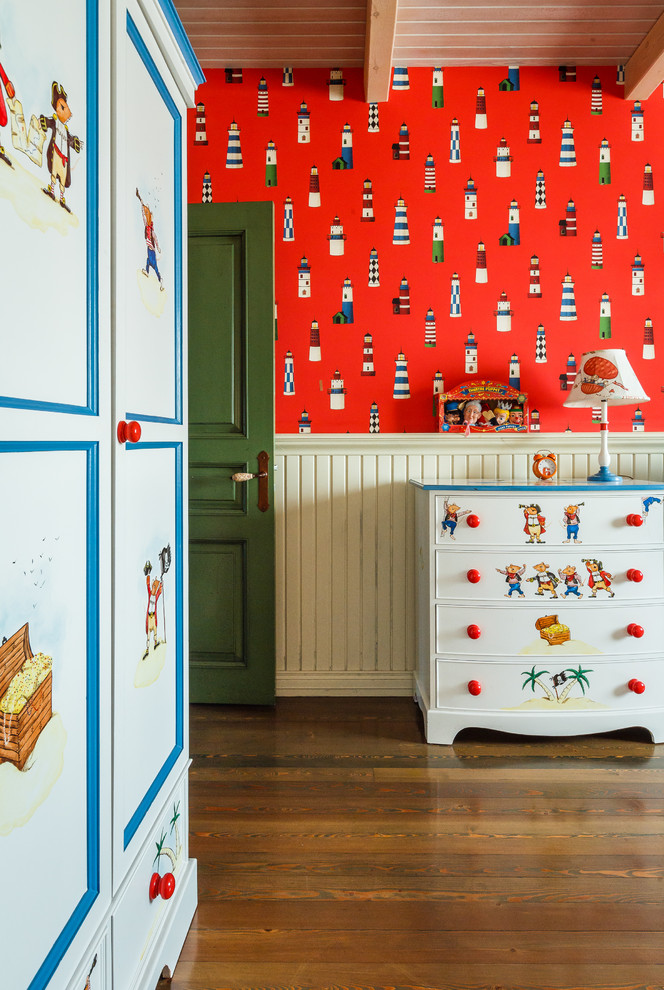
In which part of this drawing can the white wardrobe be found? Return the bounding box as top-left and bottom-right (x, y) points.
(0, 2), (202, 988)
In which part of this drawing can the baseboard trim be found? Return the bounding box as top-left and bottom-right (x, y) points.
(276, 671), (414, 696)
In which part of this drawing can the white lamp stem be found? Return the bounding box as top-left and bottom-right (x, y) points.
(598, 399), (610, 470)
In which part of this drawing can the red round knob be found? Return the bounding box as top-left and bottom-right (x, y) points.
(149, 872), (161, 902)
(626, 513), (644, 527)
(466, 569), (481, 583)
(627, 623), (645, 638)
(467, 624), (481, 639)
(466, 514), (480, 528)
(468, 680), (482, 696)
(628, 678), (646, 694)
(159, 872), (176, 900)
(627, 569), (644, 583)
(117, 420), (142, 444)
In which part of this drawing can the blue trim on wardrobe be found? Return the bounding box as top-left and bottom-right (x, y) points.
(155, 0), (205, 87)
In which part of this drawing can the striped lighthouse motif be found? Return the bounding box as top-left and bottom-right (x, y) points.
(643, 164), (655, 205)
(393, 352), (410, 399)
(535, 170), (546, 208)
(425, 308), (436, 347)
(591, 75), (603, 114)
(393, 122), (410, 160)
(632, 408), (645, 432)
(283, 67), (294, 86)
(530, 409), (541, 431)
(617, 195), (628, 239)
(529, 255), (542, 297)
(328, 370), (346, 409)
(643, 318), (655, 359)
(393, 198), (410, 245)
(297, 101), (310, 143)
(508, 199), (520, 244)
(509, 354), (521, 389)
(283, 197), (294, 240)
(432, 217), (444, 263)
(392, 66), (410, 90)
(591, 230), (603, 268)
(494, 137), (512, 177)
(283, 351), (295, 394)
(449, 118), (461, 162)
(599, 292), (612, 339)
(632, 253), (645, 296)
(528, 101), (541, 142)
(298, 256), (311, 297)
(226, 120), (243, 168)
(328, 216), (346, 255)
(265, 140), (277, 187)
(632, 101), (644, 140)
(393, 277), (411, 315)
(559, 119), (576, 166)
(308, 319), (321, 361)
(465, 331), (478, 373)
(424, 154), (436, 192)
(450, 273), (461, 317)
(464, 177), (478, 219)
(361, 179), (375, 221)
(476, 241), (488, 283)
(368, 103), (379, 132)
(560, 198), (577, 237)
(201, 170), (212, 203)
(560, 353), (577, 391)
(432, 371), (445, 414)
(368, 247), (380, 286)
(362, 334), (375, 375)
(432, 67), (444, 107)
(494, 290), (513, 332)
(308, 166), (321, 207)
(327, 69), (346, 101)
(560, 273), (577, 321)
(369, 402), (380, 433)
(535, 323), (547, 362)
(341, 277), (354, 322)
(298, 409), (311, 433)
(257, 76), (269, 116)
(475, 87), (487, 128)
(599, 138), (611, 184)
(341, 122), (353, 168)
(195, 102), (208, 144)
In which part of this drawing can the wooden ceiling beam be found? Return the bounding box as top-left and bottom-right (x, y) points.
(364, 0), (398, 103)
(624, 9), (664, 99)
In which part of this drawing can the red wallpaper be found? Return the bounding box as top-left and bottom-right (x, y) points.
(187, 66), (664, 435)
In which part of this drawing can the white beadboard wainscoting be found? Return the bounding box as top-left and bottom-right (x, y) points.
(274, 434), (664, 696)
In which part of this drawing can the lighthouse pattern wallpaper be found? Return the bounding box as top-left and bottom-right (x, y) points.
(188, 65), (664, 434)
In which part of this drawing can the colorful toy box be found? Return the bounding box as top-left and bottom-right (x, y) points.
(437, 379), (529, 433)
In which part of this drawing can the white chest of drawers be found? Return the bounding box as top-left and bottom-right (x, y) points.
(411, 480), (664, 744)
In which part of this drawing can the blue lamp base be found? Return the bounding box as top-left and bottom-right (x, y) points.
(587, 465), (622, 484)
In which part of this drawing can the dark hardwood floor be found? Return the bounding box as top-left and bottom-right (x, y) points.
(166, 697), (664, 990)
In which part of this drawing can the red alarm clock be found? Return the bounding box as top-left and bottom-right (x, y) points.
(532, 450), (557, 480)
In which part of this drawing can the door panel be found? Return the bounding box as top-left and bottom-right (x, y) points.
(188, 202), (275, 705)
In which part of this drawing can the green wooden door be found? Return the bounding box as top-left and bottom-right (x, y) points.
(188, 202), (275, 704)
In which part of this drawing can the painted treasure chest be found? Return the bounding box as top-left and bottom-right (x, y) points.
(535, 614), (571, 647)
(0, 624), (53, 771)
(437, 379), (528, 433)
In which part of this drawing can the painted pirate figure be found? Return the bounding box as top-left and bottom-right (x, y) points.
(558, 563), (584, 598)
(583, 558), (615, 598)
(441, 498), (471, 540)
(143, 560), (163, 657)
(527, 561), (559, 598)
(0, 53), (16, 167)
(519, 502), (546, 543)
(496, 563), (526, 598)
(137, 187), (164, 289)
(562, 502), (584, 543)
(40, 82), (82, 212)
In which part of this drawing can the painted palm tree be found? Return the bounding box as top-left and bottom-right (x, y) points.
(558, 665), (593, 703)
(153, 801), (183, 873)
(521, 665), (556, 702)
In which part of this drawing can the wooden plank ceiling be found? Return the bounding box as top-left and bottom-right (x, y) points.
(172, 0), (664, 101)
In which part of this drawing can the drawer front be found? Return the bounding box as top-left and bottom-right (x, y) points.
(435, 602), (664, 658)
(435, 549), (663, 602)
(112, 774), (188, 990)
(436, 656), (663, 712)
(434, 491), (663, 547)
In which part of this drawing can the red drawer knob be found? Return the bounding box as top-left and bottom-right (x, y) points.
(626, 569), (644, 583)
(627, 623), (645, 638)
(466, 514), (480, 528)
(159, 872), (176, 900)
(626, 513), (643, 527)
(149, 872), (161, 902)
(466, 569), (481, 583)
(467, 624), (481, 639)
(117, 420), (142, 444)
(628, 678), (646, 694)
(468, 679), (482, 696)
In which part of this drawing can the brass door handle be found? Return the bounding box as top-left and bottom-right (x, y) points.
(231, 451), (269, 511)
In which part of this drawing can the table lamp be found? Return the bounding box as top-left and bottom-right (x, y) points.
(563, 348), (649, 483)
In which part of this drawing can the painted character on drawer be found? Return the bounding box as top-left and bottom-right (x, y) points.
(558, 563), (584, 598)
(441, 498), (471, 540)
(562, 502), (584, 543)
(583, 558), (615, 598)
(496, 563), (526, 598)
(39, 81), (82, 214)
(642, 496), (662, 521)
(527, 561), (559, 598)
(519, 502), (546, 543)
